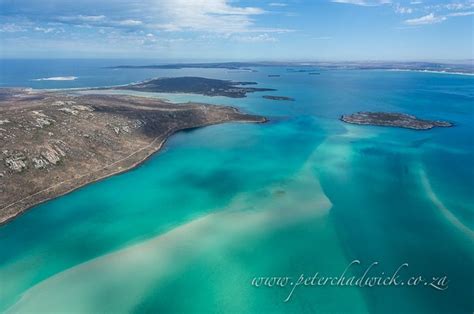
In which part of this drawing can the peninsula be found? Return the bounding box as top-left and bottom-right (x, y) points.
(0, 88), (266, 224)
(114, 77), (275, 98)
(340, 112), (453, 130)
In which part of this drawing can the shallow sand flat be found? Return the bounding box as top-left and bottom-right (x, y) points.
(6, 143), (369, 313)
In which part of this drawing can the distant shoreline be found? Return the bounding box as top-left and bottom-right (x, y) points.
(107, 61), (474, 76)
(384, 69), (474, 77)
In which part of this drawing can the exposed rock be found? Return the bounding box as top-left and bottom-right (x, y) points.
(58, 107), (79, 115)
(51, 100), (66, 106)
(34, 117), (55, 128)
(72, 105), (94, 112)
(32, 157), (49, 169)
(40, 144), (66, 165)
(5, 153), (27, 172)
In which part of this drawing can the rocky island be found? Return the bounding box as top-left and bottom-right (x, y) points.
(0, 88), (266, 224)
(340, 112), (453, 130)
(262, 95), (295, 101)
(113, 77), (275, 98)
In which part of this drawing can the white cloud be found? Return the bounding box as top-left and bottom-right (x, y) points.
(152, 0), (267, 33)
(331, 0), (391, 6)
(1, 0), (291, 51)
(34, 26), (55, 33)
(56, 15), (107, 26)
(394, 4), (413, 14)
(269, 2), (288, 7)
(0, 23), (27, 32)
(73, 15), (106, 22)
(233, 33), (278, 42)
(404, 13), (446, 25)
(424, 1), (474, 12)
(404, 5), (474, 26)
(448, 11), (474, 16)
(445, 2), (474, 10)
(118, 19), (143, 26)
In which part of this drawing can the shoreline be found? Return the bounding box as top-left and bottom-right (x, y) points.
(0, 87), (268, 226)
(0, 116), (267, 226)
(384, 69), (474, 77)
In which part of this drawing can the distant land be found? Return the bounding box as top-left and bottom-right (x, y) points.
(341, 112), (453, 130)
(0, 88), (266, 224)
(111, 77), (275, 98)
(110, 61), (474, 75)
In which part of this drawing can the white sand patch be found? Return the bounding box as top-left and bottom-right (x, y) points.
(32, 76), (78, 81)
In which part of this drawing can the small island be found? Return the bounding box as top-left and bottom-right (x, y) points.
(0, 88), (266, 225)
(114, 77), (275, 98)
(262, 95), (295, 101)
(268, 75), (281, 77)
(340, 112), (453, 130)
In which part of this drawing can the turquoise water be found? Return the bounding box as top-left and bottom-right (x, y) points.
(0, 61), (473, 313)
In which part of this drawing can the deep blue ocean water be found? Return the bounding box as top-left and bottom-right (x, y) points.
(0, 59), (473, 313)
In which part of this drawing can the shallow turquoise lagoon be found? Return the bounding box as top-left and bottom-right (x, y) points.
(0, 61), (473, 313)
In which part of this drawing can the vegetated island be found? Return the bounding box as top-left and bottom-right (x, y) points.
(113, 77), (275, 98)
(262, 95), (295, 101)
(340, 112), (453, 130)
(0, 88), (266, 225)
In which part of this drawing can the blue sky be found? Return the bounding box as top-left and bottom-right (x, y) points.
(0, 0), (473, 60)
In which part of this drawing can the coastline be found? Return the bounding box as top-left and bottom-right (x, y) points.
(0, 87), (268, 226)
(0, 115), (267, 226)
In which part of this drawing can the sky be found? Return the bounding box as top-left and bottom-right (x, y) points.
(0, 0), (473, 61)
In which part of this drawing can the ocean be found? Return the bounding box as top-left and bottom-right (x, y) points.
(0, 59), (473, 313)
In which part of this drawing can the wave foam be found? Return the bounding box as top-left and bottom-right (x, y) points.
(387, 69), (474, 77)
